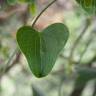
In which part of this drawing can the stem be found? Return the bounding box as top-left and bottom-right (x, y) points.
(68, 17), (91, 65)
(6, 49), (18, 66)
(0, 49), (18, 77)
(78, 35), (93, 63)
(32, 0), (57, 27)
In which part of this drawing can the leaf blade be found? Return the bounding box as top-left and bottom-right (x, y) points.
(16, 23), (69, 78)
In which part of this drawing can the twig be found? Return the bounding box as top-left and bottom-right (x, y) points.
(0, 49), (18, 78)
(70, 56), (96, 96)
(78, 34), (94, 64)
(5, 52), (21, 73)
(68, 17), (91, 65)
(32, 0), (57, 27)
(0, 51), (21, 94)
(52, 54), (96, 75)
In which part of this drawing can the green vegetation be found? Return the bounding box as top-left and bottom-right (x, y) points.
(0, 0), (96, 96)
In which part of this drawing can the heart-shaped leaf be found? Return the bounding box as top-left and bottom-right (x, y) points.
(76, 0), (96, 14)
(16, 23), (69, 78)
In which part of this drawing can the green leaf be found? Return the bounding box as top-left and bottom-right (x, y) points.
(76, 0), (96, 14)
(16, 23), (69, 78)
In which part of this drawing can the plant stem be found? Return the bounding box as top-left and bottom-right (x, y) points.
(0, 48), (18, 77)
(32, 0), (57, 27)
(6, 49), (18, 66)
(68, 17), (91, 65)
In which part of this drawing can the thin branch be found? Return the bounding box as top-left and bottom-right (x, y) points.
(0, 49), (18, 77)
(70, 55), (96, 96)
(78, 34), (94, 64)
(68, 17), (91, 65)
(0, 51), (21, 95)
(5, 52), (21, 73)
(6, 49), (18, 67)
(52, 54), (96, 75)
(32, 0), (57, 27)
(0, 51), (21, 78)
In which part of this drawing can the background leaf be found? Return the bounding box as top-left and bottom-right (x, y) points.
(76, 0), (96, 14)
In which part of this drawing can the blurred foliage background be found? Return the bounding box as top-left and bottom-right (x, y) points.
(0, 0), (96, 96)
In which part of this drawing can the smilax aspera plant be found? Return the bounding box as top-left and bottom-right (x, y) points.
(16, 0), (69, 78)
(16, 0), (94, 78)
